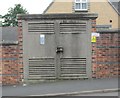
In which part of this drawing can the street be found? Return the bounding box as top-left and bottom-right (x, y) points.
(75, 92), (119, 96)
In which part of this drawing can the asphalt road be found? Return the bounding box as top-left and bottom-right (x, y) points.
(76, 92), (119, 96)
(2, 78), (119, 96)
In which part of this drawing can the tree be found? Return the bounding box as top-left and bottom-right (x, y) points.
(2, 4), (28, 27)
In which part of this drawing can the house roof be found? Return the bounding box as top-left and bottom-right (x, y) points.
(108, 0), (120, 15)
(44, 0), (120, 15)
(43, 1), (54, 14)
(0, 27), (18, 45)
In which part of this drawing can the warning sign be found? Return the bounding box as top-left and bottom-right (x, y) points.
(91, 36), (96, 42)
(92, 32), (100, 37)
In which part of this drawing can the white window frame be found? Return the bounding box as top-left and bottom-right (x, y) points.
(75, 0), (88, 11)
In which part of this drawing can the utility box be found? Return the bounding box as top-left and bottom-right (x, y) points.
(18, 13), (98, 82)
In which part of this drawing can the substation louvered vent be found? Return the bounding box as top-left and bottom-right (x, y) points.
(28, 23), (54, 33)
(28, 58), (56, 80)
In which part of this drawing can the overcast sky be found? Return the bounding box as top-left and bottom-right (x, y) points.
(0, 0), (119, 16)
(0, 0), (53, 16)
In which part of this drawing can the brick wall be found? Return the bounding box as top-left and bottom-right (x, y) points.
(0, 44), (20, 85)
(92, 32), (120, 78)
(91, 20), (119, 78)
(0, 20), (23, 85)
(0, 47), (2, 84)
(18, 20), (24, 83)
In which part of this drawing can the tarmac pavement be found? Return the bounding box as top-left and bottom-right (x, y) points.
(2, 78), (119, 96)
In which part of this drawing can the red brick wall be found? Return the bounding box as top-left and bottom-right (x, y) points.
(0, 45), (20, 85)
(92, 33), (119, 78)
(91, 19), (119, 78)
(18, 20), (24, 82)
(0, 20), (24, 85)
(0, 47), (2, 84)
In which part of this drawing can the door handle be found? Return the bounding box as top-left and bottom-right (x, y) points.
(56, 46), (63, 53)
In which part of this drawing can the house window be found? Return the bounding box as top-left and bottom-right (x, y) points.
(75, 0), (88, 11)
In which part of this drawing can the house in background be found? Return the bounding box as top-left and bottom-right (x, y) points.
(0, 27), (21, 85)
(44, 0), (120, 30)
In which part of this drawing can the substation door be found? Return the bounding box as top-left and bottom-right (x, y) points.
(26, 20), (92, 81)
(58, 20), (91, 79)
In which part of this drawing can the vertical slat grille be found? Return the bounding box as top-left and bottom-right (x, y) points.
(60, 58), (87, 78)
(60, 22), (86, 33)
(29, 58), (55, 79)
(28, 23), (54, 33)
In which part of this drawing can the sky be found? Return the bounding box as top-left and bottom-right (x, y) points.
(0, 0), (119, 16)
(0, 0), (53, 16)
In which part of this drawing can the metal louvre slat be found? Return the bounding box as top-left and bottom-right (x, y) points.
(61, 67), (86, 70)
(28, 26), (54, 28)
(29, 65), (54, 67)
(29, 58), (54, 60)
(28, 29), (54, 31)
(60, 58), (87, 78)
(28, 58), (55, 79)
(29, 71), (55, 73)
(60, 23), (86, 25)
(61, 72), (86, 74)
(29, 63), (54, 65)
(61, 58), (86, 59)
(60, 62), (86, 64)
(28, 23), (54, 33)
(29, 75), (55, 77)
(28, 30), (54, 32)
(60, 23), (86, 33)
(29, 73), (55, 75)
(29, 67), (55, 69)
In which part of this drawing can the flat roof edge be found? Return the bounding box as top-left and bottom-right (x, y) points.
(17, 13), (98, 20)
(0, 41), (18, 45)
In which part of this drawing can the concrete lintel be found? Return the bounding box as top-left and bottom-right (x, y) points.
(97, 29), (120, 33)
(17, 13), (98, 20)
